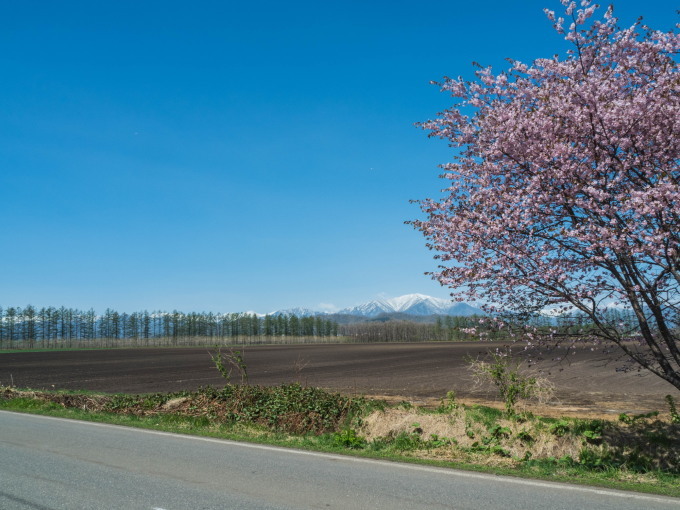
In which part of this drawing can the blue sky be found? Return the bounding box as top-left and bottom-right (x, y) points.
(1, 0), (677, 314)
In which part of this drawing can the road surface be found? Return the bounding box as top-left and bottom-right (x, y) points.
(1, 411), (678, 509)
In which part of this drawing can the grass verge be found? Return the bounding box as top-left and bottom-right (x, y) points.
(1, 385), (678, 498)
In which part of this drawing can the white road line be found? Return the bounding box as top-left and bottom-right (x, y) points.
(3, 410), (678, 505)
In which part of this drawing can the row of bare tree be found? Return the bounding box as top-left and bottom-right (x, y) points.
(0, 305), (338, 347)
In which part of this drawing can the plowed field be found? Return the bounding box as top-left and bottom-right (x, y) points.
(1, 342), (677, 418)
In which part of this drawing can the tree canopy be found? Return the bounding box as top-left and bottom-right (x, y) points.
(412, 1), (680, 390)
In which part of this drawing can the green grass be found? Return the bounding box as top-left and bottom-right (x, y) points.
(465, 404), (505, 428)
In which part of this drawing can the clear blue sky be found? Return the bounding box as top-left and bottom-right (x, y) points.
(1, 1), (677, 314)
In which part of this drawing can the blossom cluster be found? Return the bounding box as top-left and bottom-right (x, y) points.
(412, 1), (679, 388)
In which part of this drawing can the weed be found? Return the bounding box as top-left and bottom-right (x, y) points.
(487, 424), (511, 439)
(572, 419), (606, 444)
(368, 437), (390, 452)
(393, 431), (423, 451)
(466, 421), (513, 457)
(618, 411), (659, 425)
(581, 429), (603, 444)
(435, 391), (459, 413)
(428, 434), (456, 448)
(516, 429), (534, 443)
(557, 455), (576, 467)
(210, 347), (248, 385)
(489, 445), (511, 457)
(578, 447), (612, 471)
(292, 356), (309, 385)
(549, 419), (570, 437)
(333, 429), (366, 449)
(469, 440), (510, 457)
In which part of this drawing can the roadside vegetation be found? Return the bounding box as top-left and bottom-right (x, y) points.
(1, 349), (678, 497)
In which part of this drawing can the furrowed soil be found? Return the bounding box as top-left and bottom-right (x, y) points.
(1, 342), (678, 419)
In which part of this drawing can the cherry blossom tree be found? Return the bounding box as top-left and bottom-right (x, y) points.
(411, 1), (680, 390)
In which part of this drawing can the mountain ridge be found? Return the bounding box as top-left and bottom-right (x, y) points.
(272, 294), (484, 318)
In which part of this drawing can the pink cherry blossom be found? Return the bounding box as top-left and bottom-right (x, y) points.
(411, 1), (680, 390)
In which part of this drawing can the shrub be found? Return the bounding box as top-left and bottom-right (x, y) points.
(469, 350), (553, 416)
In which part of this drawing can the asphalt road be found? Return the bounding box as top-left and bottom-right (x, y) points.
(1, 411), (678, 510)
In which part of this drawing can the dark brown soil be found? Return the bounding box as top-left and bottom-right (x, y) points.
(1, 342), (677, 418)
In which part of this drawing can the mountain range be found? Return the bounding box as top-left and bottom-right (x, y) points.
(272, 294), (484, 318)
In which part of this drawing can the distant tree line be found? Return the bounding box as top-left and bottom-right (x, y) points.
(0, 305), (339, 347)
(526, 307), (642, 332)
(0, 304), (645, 348)
(339, 315), (488, 342)
(338, 308), (646, 343)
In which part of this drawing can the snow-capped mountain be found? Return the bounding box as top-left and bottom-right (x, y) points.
(269, 307), (321, 317)
(339, 294), (483, 317)
(272, 294), (484, 318)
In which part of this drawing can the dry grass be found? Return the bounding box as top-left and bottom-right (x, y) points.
(358, 397), (680, 472)
(360, 407), (583, 466)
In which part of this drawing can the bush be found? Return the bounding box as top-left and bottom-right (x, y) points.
(469, 350), (553, 416)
